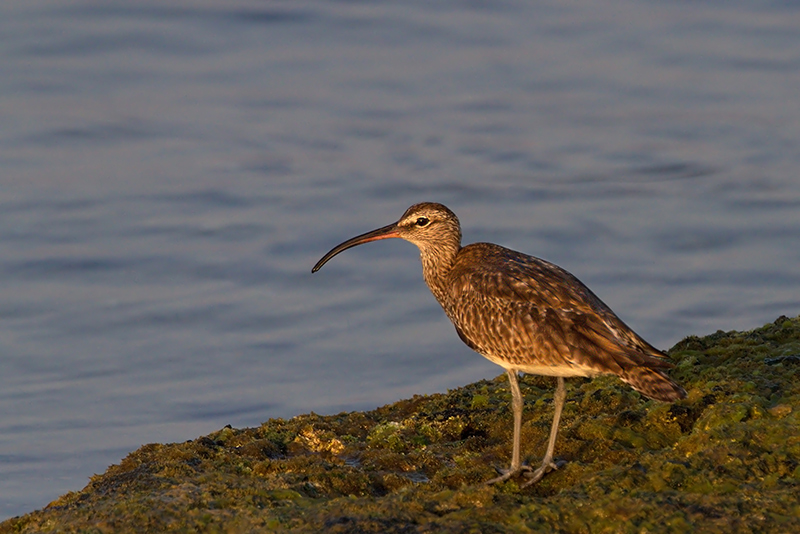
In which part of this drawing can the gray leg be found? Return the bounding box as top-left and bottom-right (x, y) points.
(485, 369), (524, 484)
(508, 368), (524, 471)
(521, 376), (566, 486)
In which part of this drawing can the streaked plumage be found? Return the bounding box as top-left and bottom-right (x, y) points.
(313, 202), (686, 485)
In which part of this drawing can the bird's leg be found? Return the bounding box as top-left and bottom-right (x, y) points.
(521, 376), (566, 487)
(508, 368), (524, 472)
(485, 369), (528, 484)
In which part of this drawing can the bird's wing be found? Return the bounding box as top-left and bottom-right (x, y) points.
(447, 244), (673, 374)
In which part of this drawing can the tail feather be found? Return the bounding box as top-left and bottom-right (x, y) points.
(622, 367), (686, 402)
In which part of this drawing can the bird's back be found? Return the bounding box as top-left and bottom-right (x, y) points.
(438, 243), (685, 401)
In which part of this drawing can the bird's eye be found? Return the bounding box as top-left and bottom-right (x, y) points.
(415, 217), (430, 227)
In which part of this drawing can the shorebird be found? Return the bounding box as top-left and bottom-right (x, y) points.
(312, 202), (686, 486)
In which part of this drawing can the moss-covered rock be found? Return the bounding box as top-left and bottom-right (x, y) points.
(3, 316), (799, 533)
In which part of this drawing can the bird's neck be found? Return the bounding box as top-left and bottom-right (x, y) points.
(419, 241), (460, 305)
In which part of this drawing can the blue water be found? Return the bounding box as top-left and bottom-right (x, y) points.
(2, 0), (800, 520)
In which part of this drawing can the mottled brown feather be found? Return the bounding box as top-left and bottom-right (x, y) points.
(437, 243), (685, 401)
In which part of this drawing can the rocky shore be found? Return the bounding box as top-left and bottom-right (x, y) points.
(2, 316), (798, 533)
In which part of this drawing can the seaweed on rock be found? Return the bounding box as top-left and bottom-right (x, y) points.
(3, 316), (799, 533)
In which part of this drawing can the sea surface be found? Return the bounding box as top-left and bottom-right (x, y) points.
(1, 0), (799, 519)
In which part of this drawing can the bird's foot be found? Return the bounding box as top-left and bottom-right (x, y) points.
(485, 464), (535, 485)
(485, 459), (566, 487)
(520, 458), (566, 487)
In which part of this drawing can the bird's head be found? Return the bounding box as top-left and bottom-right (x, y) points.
(312, 202), (462, 273)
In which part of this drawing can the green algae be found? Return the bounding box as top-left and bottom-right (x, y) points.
(2, 316), (800, 533)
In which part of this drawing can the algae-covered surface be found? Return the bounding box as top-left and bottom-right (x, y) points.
(3, 316), (799, 533)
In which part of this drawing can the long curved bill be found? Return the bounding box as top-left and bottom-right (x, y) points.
(312, 223), (400, 273)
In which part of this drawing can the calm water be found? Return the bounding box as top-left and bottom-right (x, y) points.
(2, 0), (800, 519)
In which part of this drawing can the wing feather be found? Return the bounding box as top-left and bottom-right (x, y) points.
(444, 243), (673, 376)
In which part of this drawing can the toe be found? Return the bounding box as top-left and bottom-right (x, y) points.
(520, 459), (565, 487)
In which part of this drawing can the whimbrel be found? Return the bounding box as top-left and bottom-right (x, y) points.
(312, 202), (686, 486)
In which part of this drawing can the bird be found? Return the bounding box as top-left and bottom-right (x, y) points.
(312, 202), (686, 486)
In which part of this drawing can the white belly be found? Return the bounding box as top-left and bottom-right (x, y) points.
(481, 352), (602, 378)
